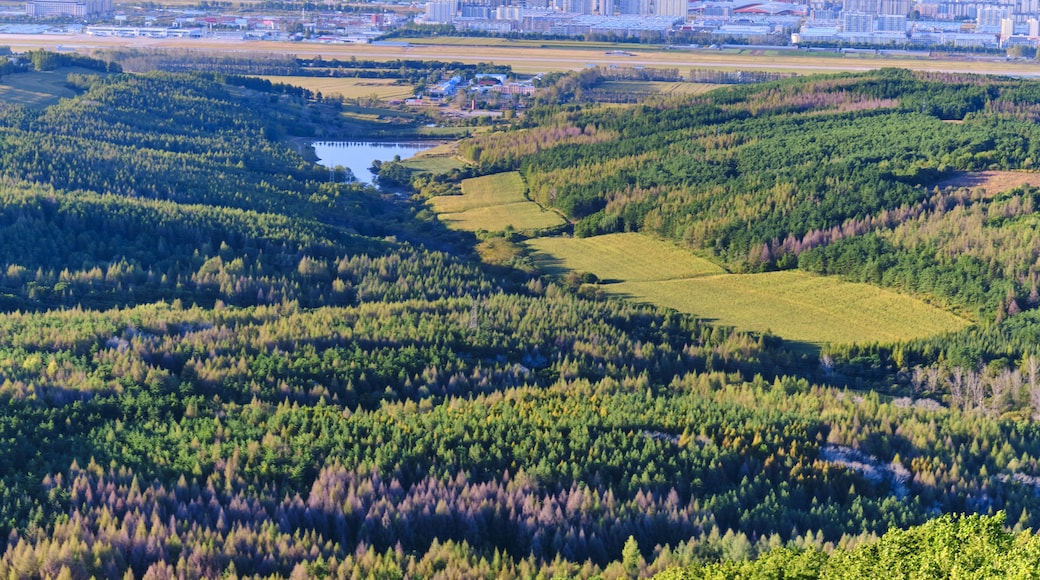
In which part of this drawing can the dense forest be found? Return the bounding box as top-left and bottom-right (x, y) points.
(0, 60), (1040, 577)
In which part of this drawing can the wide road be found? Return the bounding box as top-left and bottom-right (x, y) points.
(6, 32), (1040, 75)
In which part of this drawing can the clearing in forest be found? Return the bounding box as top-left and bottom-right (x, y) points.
(429, 172), (566, 232)
(935, 171), (1040, 195)
(597, 81), (724, 96)
(526, 233), (725, 282)
(256, 76), (415, 101)
(528, 233), (969, 346)
(0, 67), (106, 108)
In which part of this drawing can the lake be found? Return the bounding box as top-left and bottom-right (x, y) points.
(312, 141), (435, 185)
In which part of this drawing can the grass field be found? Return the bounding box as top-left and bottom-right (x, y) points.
(598, 81), (724, 95)
(526, 233), (725, 281)
(0, 67), (105, 108)
(527, 233), (968, 345)
(402, 154), (467, 174)
(431, 172), (529, 212)
(255, 76), (415, 101)
(438, 202), (566, 232)
(428, 172), (566, 232)
(617, 273), (968, 345)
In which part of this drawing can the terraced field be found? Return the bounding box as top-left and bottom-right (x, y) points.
(527, 233), (969, 345)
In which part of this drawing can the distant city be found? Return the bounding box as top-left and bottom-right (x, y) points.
(13, 0), (1040, 51)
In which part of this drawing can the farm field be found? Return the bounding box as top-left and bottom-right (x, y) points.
(428, 172), (566, 232)
(526, 233), (725, 281)
(255, 76), (414, 100)
(528, 233), (969, 345)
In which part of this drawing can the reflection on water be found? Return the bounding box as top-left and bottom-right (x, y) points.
(312, 141), (434, 185)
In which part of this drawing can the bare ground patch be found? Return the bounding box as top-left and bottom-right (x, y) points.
(936, 171), (1040, 194)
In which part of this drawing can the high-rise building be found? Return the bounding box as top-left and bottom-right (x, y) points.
(1029, 17), (1039, 37)
(843, 11), (874, 32)
(26, 0), (109, 17)
(977, 6), (1008, 28)
(877, 0), (909, 15)
(1001, 16), (1015, 41)
(561, 0), (593, 14)
(876, 13), (906, 31)
(615, 0), (640, 13)
(425, 0), (457, 23)
(654, 0), (686, 18)
(843, 0), (877, 15)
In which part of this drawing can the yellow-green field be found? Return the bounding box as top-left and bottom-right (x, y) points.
(428, 172), (566, 232)
(526, 233), (725, 281)
(431, 172), (529, 212)
(599, 81), (724, 96)
(528, 233), (969, 345)
(255, 76), (414, 100)
(438, 202), (566, 232)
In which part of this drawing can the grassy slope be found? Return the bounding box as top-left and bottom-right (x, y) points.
(528, 233), (968, 345)
(429, 171), (566, 232)
(0, 67), (106, 107)
(527, 233), (725, 281)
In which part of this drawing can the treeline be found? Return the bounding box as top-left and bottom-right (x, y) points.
(101, 48), (513, 85)
(102, 49), (300, 75)
(688, 68), (797, 84)
(23, 50), (119, 73)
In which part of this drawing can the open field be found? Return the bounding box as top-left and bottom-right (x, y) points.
(526, 233), (725, 281)
(599, 81), (724, 95)
(936, 171), (1040, 194)
(428, 171), (566, 232)
(402, 154), (466, 174)
(616, 272), (969, 345)
(527, 233), (968, 345)
(430, 172), (529, 212)
(0, 66), (106, 107)
(255, 76), (414, 100)
(437, 202), (566, 231)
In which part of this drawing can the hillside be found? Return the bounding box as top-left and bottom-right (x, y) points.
(1, 60), (1040, 578)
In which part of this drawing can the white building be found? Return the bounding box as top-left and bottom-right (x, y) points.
(425, 0), (457, 23)
(27, 0), (110, 17)
(843, 11), (874, 32)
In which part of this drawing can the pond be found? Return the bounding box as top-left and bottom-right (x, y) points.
(312, 141), (435, 185)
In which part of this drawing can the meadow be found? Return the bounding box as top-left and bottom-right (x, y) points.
(616, 273), (969, 345)
(526, 233), (725, 281)
(400, 140), (468, 173)
(527, 233), (969, 345)
(428, 172), (566, 232)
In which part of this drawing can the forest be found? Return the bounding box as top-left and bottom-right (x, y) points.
(0, 58), (1039, 577)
